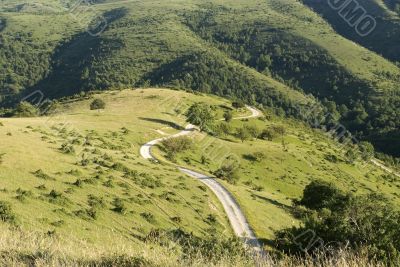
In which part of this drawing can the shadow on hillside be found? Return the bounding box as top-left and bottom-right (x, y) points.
(22, 8), (128, 99)
(250, 192), (292, 211)
(139, 117), (184, 130)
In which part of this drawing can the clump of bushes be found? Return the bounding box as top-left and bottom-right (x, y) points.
(275, 180), (400, 265)
(90, 98), (106, 110)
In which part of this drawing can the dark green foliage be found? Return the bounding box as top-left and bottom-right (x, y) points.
(223, 110), (233, 122)
(90, 98), (106, 110)
(243, 151), (266, 162)
(0, 201), (16, 223)
(186, 103), (215, 132)
(87, 195), (106, 209)
(111, 198), (126, 214)
(161, 136), (193, 160)
(214, 164), (240, 184)
(232, 101), (245, 109)
(297, 180), (350, 211)
(13, 101), (39, 117)
(140, 212), (156, 223)
(260, 128), (279, 141)
(47, 190), (69, 206)
(276, 182), (400, 264)
(235, 127), (251, 143)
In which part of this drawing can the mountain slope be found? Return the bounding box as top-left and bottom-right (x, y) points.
(0, 0), (399, 157)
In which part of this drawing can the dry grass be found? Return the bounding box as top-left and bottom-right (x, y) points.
(0, 226), (382, 267)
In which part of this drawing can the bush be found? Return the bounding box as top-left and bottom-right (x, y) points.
(112, 198), (126, 214)
(214, 164), (240, 184)
(298, 180), (350, 211)
(90, 98), (106, 110)
(223, 110), (233, 122)
(232, 101), (245, 109)
(141, 212), (156, 223)
(213, 122), (232, 137)
(275, 181), (400, 265)
(161, 136), (193, 160)
(13, 101), (39, 117)
(244, 151), (266, 162)
(260, 128), (278, 141)
(0, 201), (16, 223)
(245, 124), (260, 139)
(235, 127), (251, 142)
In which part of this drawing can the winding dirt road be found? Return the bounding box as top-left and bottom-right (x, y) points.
(140, 106), (263, 252)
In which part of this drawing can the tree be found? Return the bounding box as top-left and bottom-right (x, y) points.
(299, 180), (350, 211)
(14, 101), (39, 117)
(236, 127), (251, 142)
(161, 136), (193, 160)
(214, 164), (240, 184)
(223, 110), (233, 122)
(186, 103), (215, 132)
(245, 124), (260, 139)
(260, 128), (278, 141)
(90, 98), (106, 110)
(359, 141), (374, 161)
(232, 101), (245, 109)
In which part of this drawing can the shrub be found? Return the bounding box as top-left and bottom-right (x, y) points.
(244, 124), (260, 139)
(161, 136), (193, 160)
(235, 127), (251, 142)
(244, 151), (266, 162)
(0, 201), (16, 223)
(90, 98), (106, 110)
(141, 212), (156, 223)
(223, 110), (233, 122)
(232, 101), (245, 109)
(13, 101), (39, 117)
(214, 164), (240, 184)
(111, 198), (126, 214)
(298, 180), (350, 211)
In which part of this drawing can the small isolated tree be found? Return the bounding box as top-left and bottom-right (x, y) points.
(223, 110), (233, 122)
(232, 101), (245, 109)
(236, 127), (251, 143)
(186, 103), (215, 132)
(214, 122), (232, 137)
(90, 98), (106, 110)
(161, 136), (193, 160)
(245, 124), (260, 139)
(260, 128), (278, 141)
(215, 164), (240, 184)
(359, 141), (375, 161)
(14, 101), (39, 117)
(272, 125), (286, 138)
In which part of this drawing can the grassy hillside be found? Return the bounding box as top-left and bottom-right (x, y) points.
(0, 89), (246, 247)
(1, 0), (399, 158)
(302, 0), (400, 63)
(1, 88), (399, 265)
